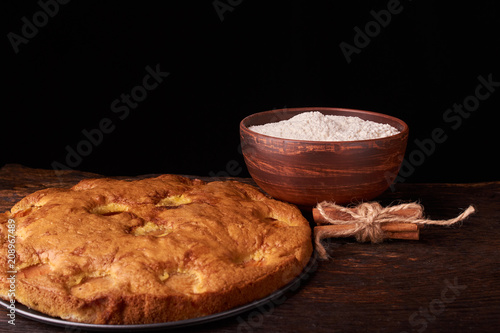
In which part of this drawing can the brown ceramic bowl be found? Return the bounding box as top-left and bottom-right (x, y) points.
(240, 107), (409, 208)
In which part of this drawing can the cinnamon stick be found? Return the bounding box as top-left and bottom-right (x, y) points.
(313, 224), (420, 241)
(313, 206), (423, 225)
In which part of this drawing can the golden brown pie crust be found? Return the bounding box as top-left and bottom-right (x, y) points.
(0, 175), (312, 324)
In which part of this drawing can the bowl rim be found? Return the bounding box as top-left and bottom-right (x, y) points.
(240, 107), (409, 144)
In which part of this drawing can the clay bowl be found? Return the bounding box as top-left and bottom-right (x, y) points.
(240, 107), (409, 208)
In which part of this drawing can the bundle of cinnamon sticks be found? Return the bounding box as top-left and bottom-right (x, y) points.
(313, 204), (422, 241)
(312, 201), (475, 259)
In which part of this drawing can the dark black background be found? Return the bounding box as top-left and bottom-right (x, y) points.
(2, 0), (499, 182)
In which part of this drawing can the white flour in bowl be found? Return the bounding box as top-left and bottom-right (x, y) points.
(248, 111), (400, 141)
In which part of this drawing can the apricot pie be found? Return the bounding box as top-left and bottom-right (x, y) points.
(0, 175), (312, 324)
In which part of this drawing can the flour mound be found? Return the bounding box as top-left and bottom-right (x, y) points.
(249, 111), (400, 141)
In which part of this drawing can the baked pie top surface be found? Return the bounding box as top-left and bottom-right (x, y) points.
(0, 175), (312, 324)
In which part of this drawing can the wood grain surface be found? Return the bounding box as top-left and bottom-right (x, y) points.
(0, 164), (499, 333)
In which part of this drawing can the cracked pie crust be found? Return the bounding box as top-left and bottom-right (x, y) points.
(0, 175), (312, 324)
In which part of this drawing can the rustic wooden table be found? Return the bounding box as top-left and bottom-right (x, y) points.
(0, 164), (499, 333)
